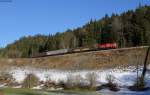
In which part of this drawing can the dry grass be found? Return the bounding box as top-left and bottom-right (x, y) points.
(0, 72), (15, 86)
(22, 73), (39, 88)
(85, 72), (97, 88)
(96, 74), (119, 91)
(0, 92), (4, 95)
(64, 74), (83, 89)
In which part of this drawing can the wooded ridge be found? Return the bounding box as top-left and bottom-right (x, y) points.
(0, 5), (150, 58)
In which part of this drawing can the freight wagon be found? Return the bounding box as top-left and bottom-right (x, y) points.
(46, 49), (68, 56)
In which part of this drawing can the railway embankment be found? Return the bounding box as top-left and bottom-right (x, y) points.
(0, 46), (149, 70)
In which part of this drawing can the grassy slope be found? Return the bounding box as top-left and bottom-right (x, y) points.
(0, 88), (48, 95)
(0, 88), (101, 95)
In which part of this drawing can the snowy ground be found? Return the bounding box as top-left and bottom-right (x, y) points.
(8, 66), (149, 86)
(99, 88), (150, 95)
(1, 66), (150, 95)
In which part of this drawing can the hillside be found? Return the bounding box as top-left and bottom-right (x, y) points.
(0, 46), (149, 94)
(0, 5), (150, 58)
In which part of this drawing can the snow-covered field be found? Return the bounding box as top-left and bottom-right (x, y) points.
(1, 66), (150, 95)
(5, 66), (149, 86)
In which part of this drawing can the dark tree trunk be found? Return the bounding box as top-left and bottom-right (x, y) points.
(142, 46), (150, 78)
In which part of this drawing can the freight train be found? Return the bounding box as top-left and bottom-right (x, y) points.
(33, 42), (117, 57)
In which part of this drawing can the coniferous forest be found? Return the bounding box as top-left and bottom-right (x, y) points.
(0, 5), (150, 58)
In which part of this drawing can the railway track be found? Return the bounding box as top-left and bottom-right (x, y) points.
(32, 46), (149, 58)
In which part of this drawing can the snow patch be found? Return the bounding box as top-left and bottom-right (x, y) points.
(8, 66), (150, 88)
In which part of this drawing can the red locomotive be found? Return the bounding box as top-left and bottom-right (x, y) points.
(97, 43), (117, 49)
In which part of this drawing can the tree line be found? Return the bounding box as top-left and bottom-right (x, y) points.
(0, 5), (150, 58)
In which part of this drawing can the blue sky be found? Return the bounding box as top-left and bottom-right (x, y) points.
(0, 0), (149, 47)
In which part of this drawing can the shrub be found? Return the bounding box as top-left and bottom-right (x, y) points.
(103, 75), (119, 91)
(22, 73), (39, 88)
(43, 80), (57, 89)
(71, 74), (83, 88)
(56, 73), (98, 91)
(62, 74), (86, 90)
(106, 74), (114, 85)
(85, 72), (97, 89)
(65, 74), (78, 89)
(57, 80), (66, 88)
